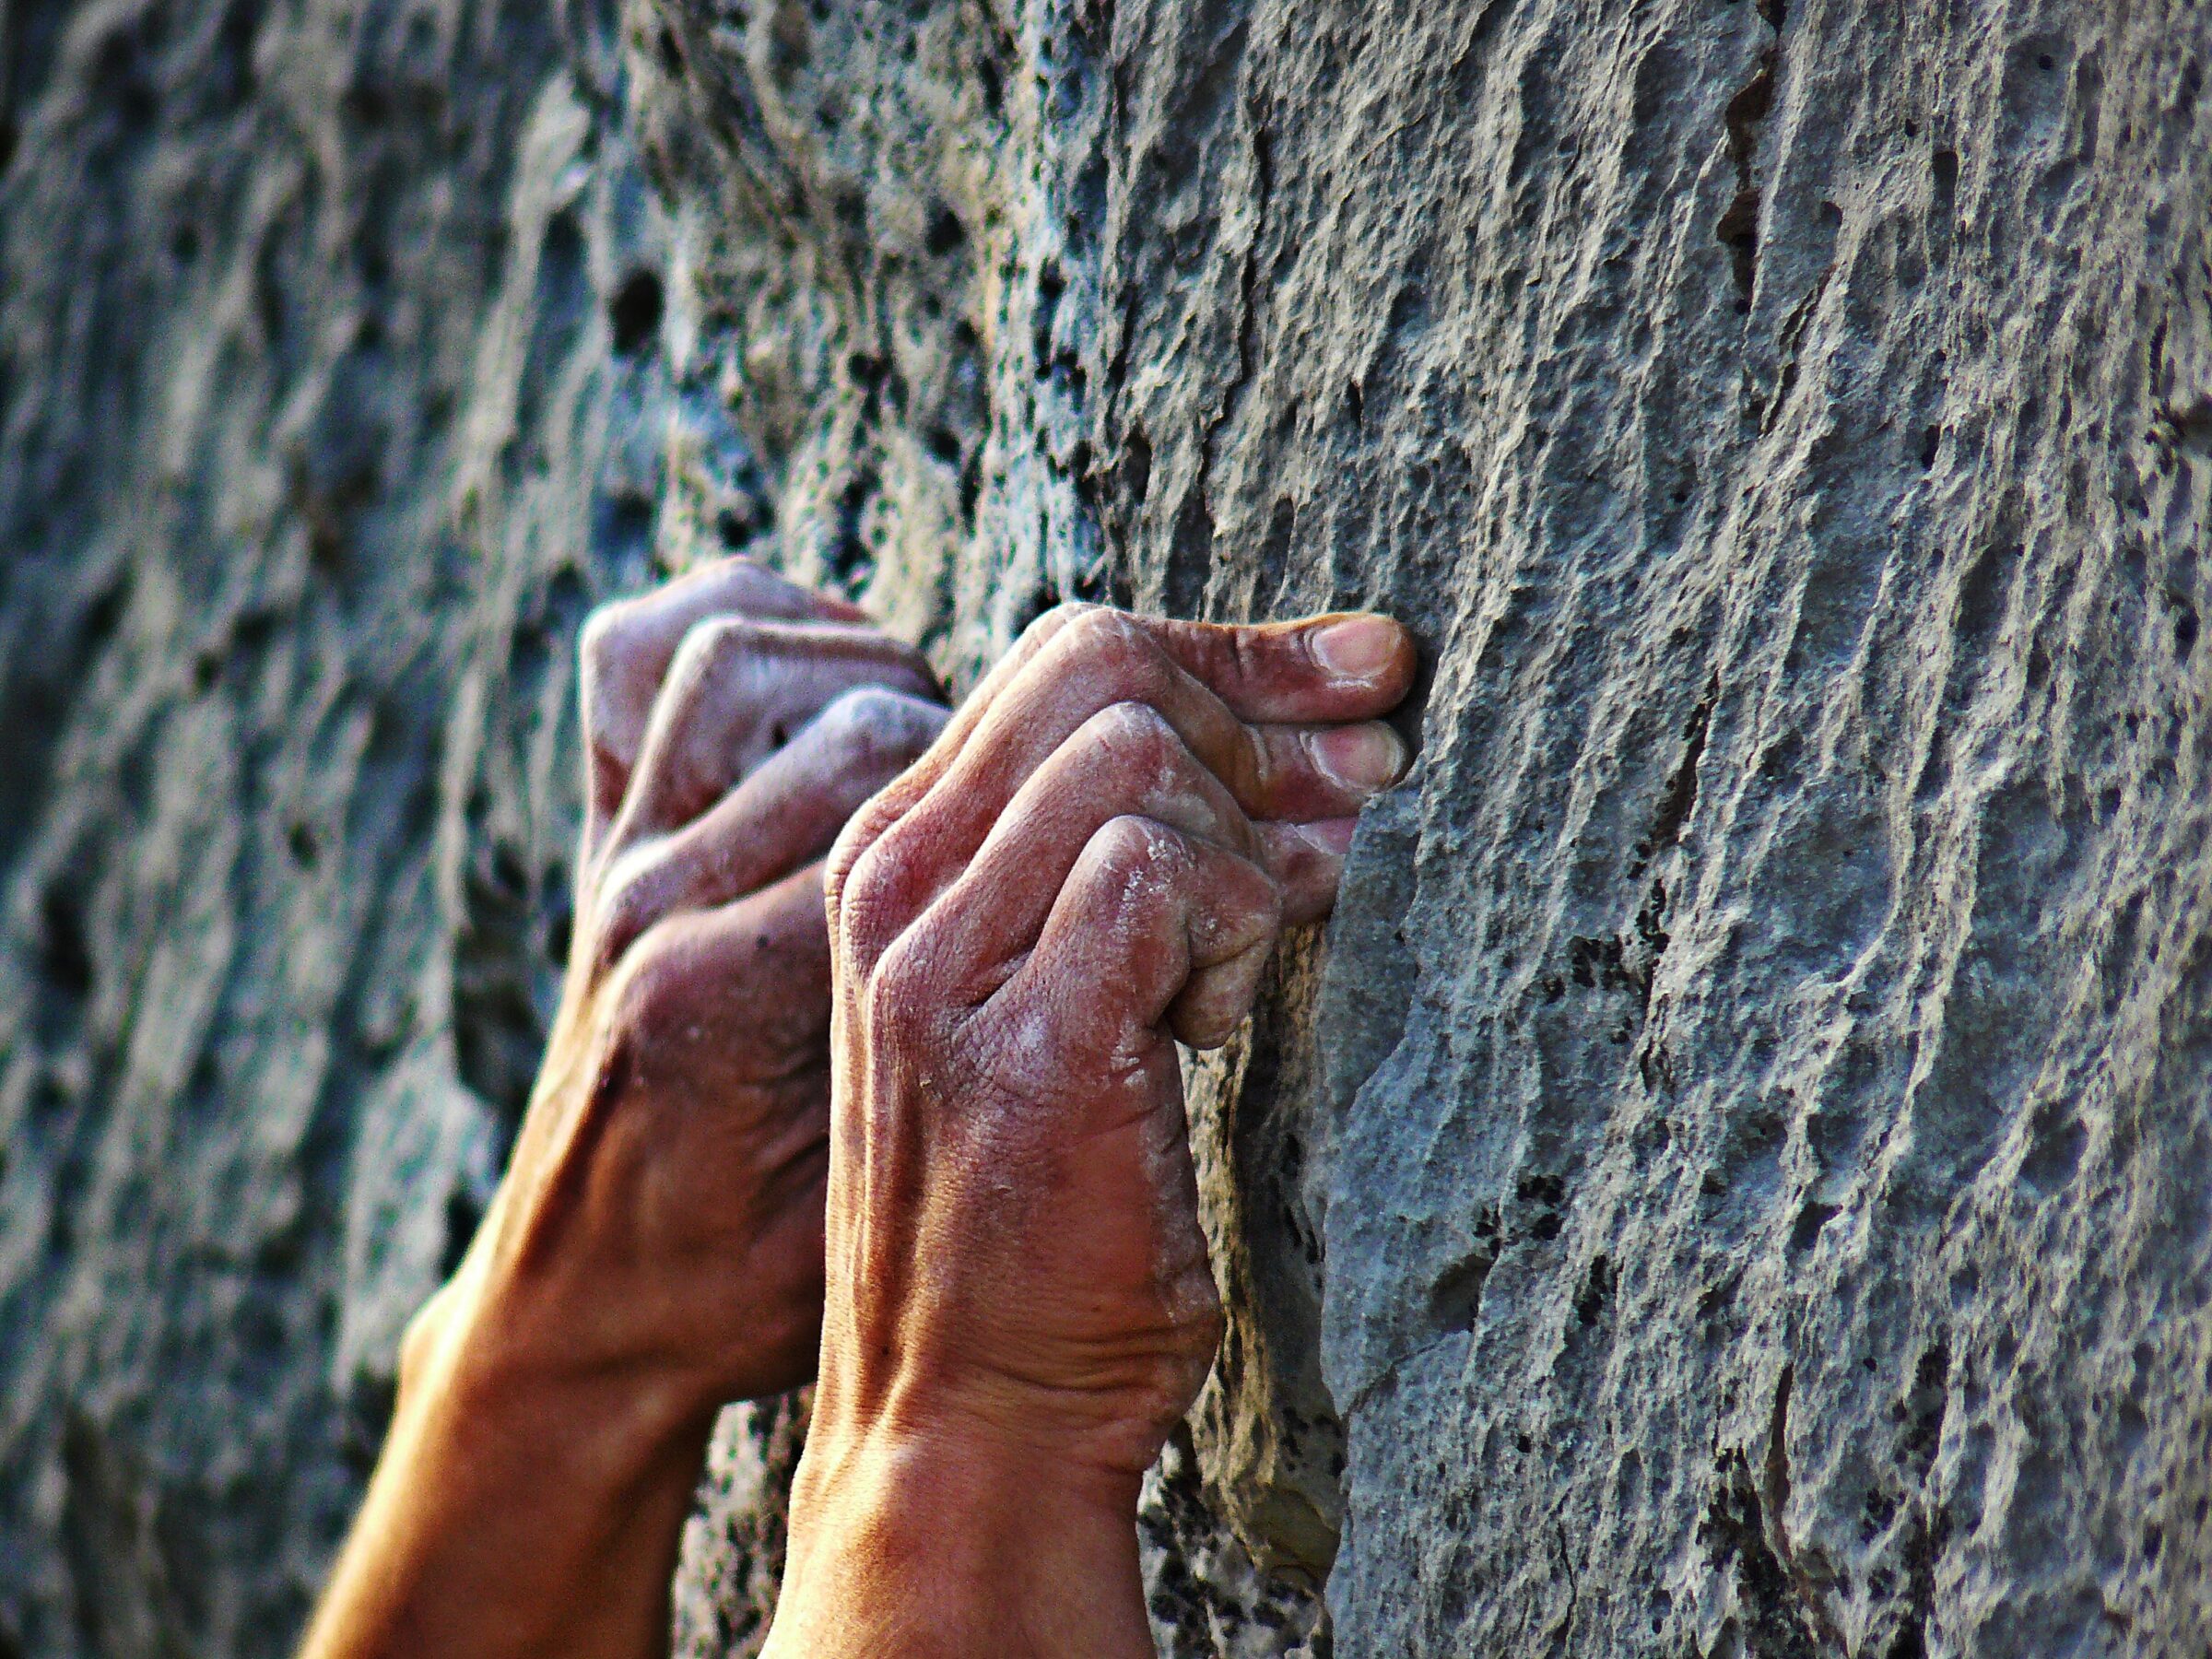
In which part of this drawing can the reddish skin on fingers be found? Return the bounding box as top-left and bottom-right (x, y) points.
(615, 618), (936, 839)
(765, 602), (1415, 1659)
(298, 559), (947, 1659)
(578, 559), (873, 847)
(836, 606), (1408, 961)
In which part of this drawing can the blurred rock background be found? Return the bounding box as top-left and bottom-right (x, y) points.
(6, 1), (2212, 1655)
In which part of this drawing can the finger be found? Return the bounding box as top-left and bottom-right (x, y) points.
(909, 702), (1348, 991)
(923, 612), (1408, 834)
(614, 619), (938, 842)
(831, 612), (1403, 959)
(860, 604), (1415, 830)
(604, 688), (946, 951)
(998, 815), (1283, 1063)
(1139, 610), (1418, 722)
(1253, 818), (1361, 927)
(616, 862), (841, 1069)
(581, 558), (869, 841)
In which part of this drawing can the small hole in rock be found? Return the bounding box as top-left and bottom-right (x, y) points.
(609, 270), (665, 356)
(925, 206), (965, 255)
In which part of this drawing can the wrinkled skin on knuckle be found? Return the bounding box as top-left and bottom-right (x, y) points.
(1093, 809), (1184, 881)
(1068, 606), (1160, 681)
(818, 683), (945, 768)
(1056, 815), (1194, 1036)
(1195, 861), (1283, 963)
(1087, 699), (1179, 773)
(832, 827), (936, 971)
(859, 932), (937, 1048)
(1022, 599), (1101, 651)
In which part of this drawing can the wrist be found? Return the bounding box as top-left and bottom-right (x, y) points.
(300, 1275), (716, 1659)
(769, 1416), (1152, 1658)
(398, 1265), (719, 1490)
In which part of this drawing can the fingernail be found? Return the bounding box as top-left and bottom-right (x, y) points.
(1309, 617), (1404, 682)
(1294, 818), (1360, 856)
(1306, 724), (1407, 793)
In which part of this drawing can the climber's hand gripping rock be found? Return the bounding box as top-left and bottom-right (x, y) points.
(765, 604), (1417, 1657)
(300, 558), (946, 1659)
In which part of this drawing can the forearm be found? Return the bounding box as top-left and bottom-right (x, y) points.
(298, 1296), (712, 1659)
(765, 1422), (1155, 1658)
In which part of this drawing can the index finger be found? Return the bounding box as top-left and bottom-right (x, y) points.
(869, 606), (1416, 825)
(1138, 611), (1417, 723)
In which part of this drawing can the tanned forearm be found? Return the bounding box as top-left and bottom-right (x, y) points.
(298, 1283), (713, 1659)
(298, 559), (950, 1658)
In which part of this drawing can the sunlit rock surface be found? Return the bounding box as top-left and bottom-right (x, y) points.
(6, 1), (2212, 1654)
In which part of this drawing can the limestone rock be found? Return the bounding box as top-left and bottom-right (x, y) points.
(6, 0), (2212, 1655)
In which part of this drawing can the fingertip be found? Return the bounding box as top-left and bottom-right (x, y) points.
(1168, 935), (1274, 1049)
(1305, 614), (1418, 698)
(1260, 818), (1357, 926)
(1304, 722), (1409, 795)
(1294, 817), (1360, 857)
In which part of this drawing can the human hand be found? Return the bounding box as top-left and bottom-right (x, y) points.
(300, 558), (946, 1659)
(430, 556), (946, 1409)
(767, 604), (1416, 1657)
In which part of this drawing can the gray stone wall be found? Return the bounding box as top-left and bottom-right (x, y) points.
(6, 0), (2212, 1655)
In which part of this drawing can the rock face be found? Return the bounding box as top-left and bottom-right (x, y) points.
(6, 0), (2212, 1654)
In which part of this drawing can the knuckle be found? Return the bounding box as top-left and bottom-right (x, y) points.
(578, 599), (631, 671)
(830, 827), (917, 958)
(608, 939), (680, 1040)
(822, 683), (927, 750)
(396, 1287), (452, 1388)
(861, 927), (938, 1030)
(823, 824), (868, 912)
(1088, 699), (1178, 765)
(1063, 605), (1150, 670)
(1027, 600), (1099, 646)
(1092, 811), (1179, 877)
(841, 836), (900, 915)
(825, 800), (896, 911)
(589, 865), (658, 971)
(669, 612), (759, 688)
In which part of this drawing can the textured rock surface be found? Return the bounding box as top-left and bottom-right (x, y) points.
(0, 0), (698, 1650)
(7, 0), (2212, 1655)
